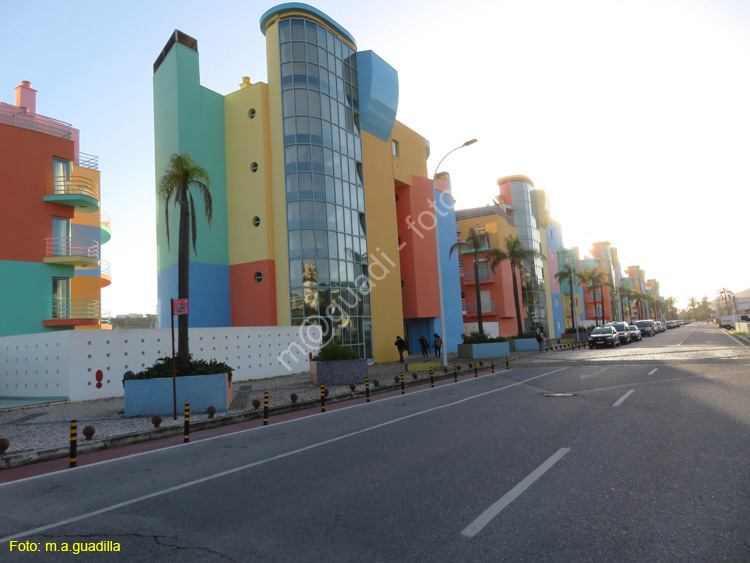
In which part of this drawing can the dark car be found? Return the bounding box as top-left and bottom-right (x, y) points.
(634, 319), (656, 337)
(606, 321), (631, 344)
(628, 325), (642, 341)
(588, 326), (620, 348)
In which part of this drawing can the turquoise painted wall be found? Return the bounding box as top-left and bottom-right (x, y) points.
(153, 40), (230, 327)
(0, 261), (74, 337)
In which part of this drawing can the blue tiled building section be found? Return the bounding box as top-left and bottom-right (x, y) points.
(158, 262), (231, 328)
(260, 3), (357, 46)
(356, 50), (398, 142)
(546, 222), (564, 336)
(435, 186), (463, 353)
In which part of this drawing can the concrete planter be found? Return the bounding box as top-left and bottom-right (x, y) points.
(457, 342), (510, 360)
(509, 338), (541, 352)
(124, 374), (233, 417)
(310, 359), (367, 386)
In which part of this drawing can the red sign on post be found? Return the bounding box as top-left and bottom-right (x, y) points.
(172, 298), (189, 316)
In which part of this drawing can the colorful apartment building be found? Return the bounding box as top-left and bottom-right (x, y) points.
(455, 205), (525, 337)
(0, 81), (110, 338)
(496, 175), (552, 335)
(545, 219), (565, 337)
(152, 4), (462, 362)
(558, 247), (586, 331)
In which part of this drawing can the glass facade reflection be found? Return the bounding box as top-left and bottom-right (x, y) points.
(278, 18), (371, 358)
(510, 180), (547, 333)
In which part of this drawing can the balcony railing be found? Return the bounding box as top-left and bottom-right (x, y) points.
(43, 237), (100, 270)
(77, 152), (99, 170)
(46, 176), (99, 200)
(465, 301), (497, 315)
(0, 105), (73, 140)
(463, 270), (495, 283)
(100, 210), (112, 244)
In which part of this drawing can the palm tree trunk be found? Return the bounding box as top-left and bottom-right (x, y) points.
(474, 253), (484, 335)
(569, 285), (576, 333)
(177, 197), (190, 372)
(511, 263), (523, 335)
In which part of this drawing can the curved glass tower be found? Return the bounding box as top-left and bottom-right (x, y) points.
(271, 11), (370, 357)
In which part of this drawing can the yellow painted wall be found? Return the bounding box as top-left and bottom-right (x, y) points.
(265, 20), (291, 326)
(362, 130), (405, 362)
(390, 121), (428, 185)
(225, 81), (274, 265)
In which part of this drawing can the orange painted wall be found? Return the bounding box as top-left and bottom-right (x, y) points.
(230, 260), (277, 326)
(396, 175), (440, 319)
(0, 124), (75, 262)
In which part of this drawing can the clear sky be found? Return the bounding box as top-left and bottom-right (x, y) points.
(2, 0), (748, 316)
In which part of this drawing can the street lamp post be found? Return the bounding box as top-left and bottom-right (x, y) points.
(432, 139), (477, 368)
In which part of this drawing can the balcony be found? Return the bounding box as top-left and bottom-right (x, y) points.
(0, 105), (73, 140)
(77, 152), (99, 170)
(100, 259), (112, 287)
(465, 301), (497, 315)
(100, 210), (112, 244)
(43, 299), (107, 327)
(44, 176), (100, 213)
(43, 237), (100, 270)
(463, 269), (495, 284)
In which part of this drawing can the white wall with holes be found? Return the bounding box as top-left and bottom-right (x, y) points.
(1, 326), (319, 402)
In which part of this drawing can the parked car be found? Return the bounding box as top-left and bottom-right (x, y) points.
(628, 325), (642, 341)
(588, 326), (620, 348)
(666, 320), (677, 329)
(634, 319), (656, 337)
(655, 321), (666, 333)
(605, 321), (631, 344)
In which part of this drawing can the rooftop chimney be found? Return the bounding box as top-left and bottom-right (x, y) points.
(15, 81), (37, 114)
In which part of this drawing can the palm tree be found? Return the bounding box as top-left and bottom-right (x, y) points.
(449, 232), (505, 335)
(492, 235), (546, 335)
(578, 270), (607, 326)
(619, 287), (636, 322)
(554, 264), (578, 333)
(665, 296), (677, 320)
(158, 153), (213, 372)
(717, 288), (734, 315)
(688, 297), (698, 318)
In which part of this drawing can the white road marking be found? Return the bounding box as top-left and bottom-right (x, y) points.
(0, 368), (567, 544)
(613, 389), (635, 407)
(461, 448), (571, 538)
(648, 368), (658, 375)
(677, 327), (696, 346)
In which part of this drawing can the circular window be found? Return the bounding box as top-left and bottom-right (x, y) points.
(461, 292), (466, 298)
(255, 272), (263, 283)
(395, 194), (399, 202)
(253, 216), (261, 227)
(251, 162), (258, 173)
(401, 280), (404, 288)
(248, 109), (256, 119)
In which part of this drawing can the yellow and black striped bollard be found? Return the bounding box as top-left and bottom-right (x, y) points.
(263, 392), (269, 426)
(491, 357), (495, 373)
(320, 384), (326, 412)
(474, 359), (478, 377)
(365, 377), (370, 403)
(505, 355), (510, 370)
(184, 404), (190, 443)
(69, 420), (78, 468)
(453, 364), (458, 382)
(400, 372), (405, 394)
(429, 367), (434, 388)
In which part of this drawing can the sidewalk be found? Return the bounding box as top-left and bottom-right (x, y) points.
(0, 352), (542, 471)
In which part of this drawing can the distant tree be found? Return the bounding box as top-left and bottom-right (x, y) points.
(554, 264), (578, 333)
(579, 270), (607, 326)
(158, 153), (213, 372)
(717, 288), (734, 315)
(449, 232), (505, 336)
(492, 235), (546, 335)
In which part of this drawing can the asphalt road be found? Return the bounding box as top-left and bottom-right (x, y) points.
(1, 325), (748, 562)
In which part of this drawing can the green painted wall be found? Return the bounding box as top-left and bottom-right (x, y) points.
(0, 261), (74, 337)
(153, 43), (229, 271)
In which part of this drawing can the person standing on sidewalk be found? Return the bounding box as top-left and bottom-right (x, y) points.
(433, 333), (442, 358)
(419, 334), (429, 358)
(536, 327), (548, 352)
(394, 336), (407, 363)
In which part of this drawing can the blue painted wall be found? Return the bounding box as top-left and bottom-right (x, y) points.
(435, 186), (462, 354)
(157, 262), (231, 328)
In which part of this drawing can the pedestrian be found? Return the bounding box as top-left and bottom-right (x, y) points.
(536, 327), (547, 353)
(394, 336), (407, 363)
(419, 334), (429, 358)
(433, 333), (442, 358)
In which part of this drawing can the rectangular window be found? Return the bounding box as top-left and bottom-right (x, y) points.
(392, 140), (399, 157)
(52, 158), (70, 194)
(52, 277), (70, 318)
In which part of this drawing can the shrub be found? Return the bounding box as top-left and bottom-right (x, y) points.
(134, 356), (234, 381)
(311, 344), (361, 362)
(461, 331), (507, 344)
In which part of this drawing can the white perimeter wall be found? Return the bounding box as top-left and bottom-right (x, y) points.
(1, 326), (319, 402)
(463, 323), (500, 338)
